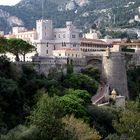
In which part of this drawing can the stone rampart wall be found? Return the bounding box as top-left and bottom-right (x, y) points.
(102, 52), (129, 98)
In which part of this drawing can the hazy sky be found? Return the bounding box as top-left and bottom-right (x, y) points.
(0, 0), (21, 6)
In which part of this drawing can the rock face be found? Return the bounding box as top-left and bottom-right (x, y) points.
(75, 0), (89, 7)
(102, 52), (129, 98)
(0, 9), (24, 33)
(65, 0), (77, 11)
(65, 0), (89, 11)
(0, 0), (140, 33)
(7, 16), (24, 26)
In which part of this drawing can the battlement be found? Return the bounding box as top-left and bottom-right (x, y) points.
(36, 19), (52, 23)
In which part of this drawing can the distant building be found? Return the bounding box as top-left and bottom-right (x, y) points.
(4, 18), (140, 62)
(84, 29), (99, 40)
(80, 38), (112, 53)
(53, 48), (83, 58)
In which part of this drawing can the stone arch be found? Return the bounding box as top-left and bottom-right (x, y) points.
(86, 57), (102, 72)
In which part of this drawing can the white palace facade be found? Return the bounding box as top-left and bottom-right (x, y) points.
(5, 19), (122, 63)
(5, 19), (82, 61)
(5, 18), (140, 63)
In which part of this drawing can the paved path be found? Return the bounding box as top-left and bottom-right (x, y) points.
(91, 82), (107, 104)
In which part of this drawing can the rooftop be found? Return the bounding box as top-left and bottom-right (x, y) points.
(81, 38), (111, 45)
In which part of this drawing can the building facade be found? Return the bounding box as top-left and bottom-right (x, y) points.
(4, 19), (81, 61)
(80, 38), (112, 53)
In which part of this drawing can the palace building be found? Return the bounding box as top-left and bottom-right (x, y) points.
(4, 19), (82, 61)
(4, 19), (117, 62)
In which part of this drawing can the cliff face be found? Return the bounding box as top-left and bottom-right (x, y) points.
(0, 0), (140, 33)
(0, 8), (24, 33)
(102, 52), (129, 98)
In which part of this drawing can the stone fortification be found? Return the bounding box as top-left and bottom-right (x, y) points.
(31, 56), (86, 76)
(102, 52), (129, 98)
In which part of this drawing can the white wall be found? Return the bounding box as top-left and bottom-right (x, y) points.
(36, 20), (53, 40)
(36, 41), (55, 56)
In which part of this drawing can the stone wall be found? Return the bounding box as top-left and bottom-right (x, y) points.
(15, 52), (132, 99)
(102, 52), (129, 98)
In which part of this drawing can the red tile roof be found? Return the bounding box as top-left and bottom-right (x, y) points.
(81, 38), (111, 45)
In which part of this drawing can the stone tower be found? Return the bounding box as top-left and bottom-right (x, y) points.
(102, 52), (129, 98)
(36, 19), (53, 40)
(36, 19), (54, 56)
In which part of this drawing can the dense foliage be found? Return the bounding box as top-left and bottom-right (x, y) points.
(106, 101), (140, 140)
(0, 55), (139, 139)
(0, 56), (102, 139)
(127, 66), (140, 100)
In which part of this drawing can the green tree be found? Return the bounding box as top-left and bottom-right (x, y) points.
(64, 89), (91, 104)
(7, 38), (35, 62)
(88, 106), (119, 137)
(60, 93), (90, 121)
(67, 58), (74, 75)
(0, 56), (11, 78)
(0, 56), (21, 80)
(29, 93), (64, 140)
(19, 40), (35, 61)
(0, 77), (22, 129)
(0, 125), (39, 140)
(62, 115), (101, 140)
(81, 65), (100, 81)
(127, 67), (140, 100)
(106, 101), (140, 140)
(64, 73), (98, 94)
(0, 109), (7, 135)
(0, 37), (7, 53)
(7, 38), (21, 61)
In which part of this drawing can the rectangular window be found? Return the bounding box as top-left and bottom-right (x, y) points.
(79, 33), (82, 38)
(73, 43), (76, 47)
(62, 42), (66, 46)
(72, 34), (76, 38)
(46, 42), (48, 47)
(46, 50), (48, 54)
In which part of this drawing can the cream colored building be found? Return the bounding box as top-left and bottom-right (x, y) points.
(84, 29), (99, 40)
(80, 38), (112, 53)
(53, 48), (83, 58)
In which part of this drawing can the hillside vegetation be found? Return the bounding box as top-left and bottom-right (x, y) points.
(0, 0), (140, 33)
(0, 55), (139, 139)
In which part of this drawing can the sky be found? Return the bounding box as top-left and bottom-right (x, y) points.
(0, 0), (21, 6)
